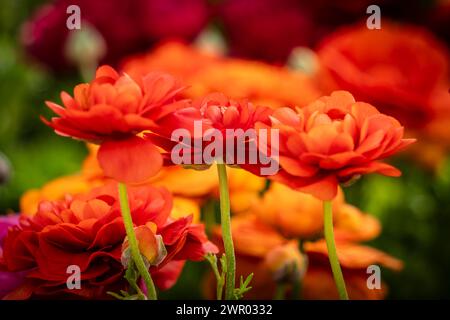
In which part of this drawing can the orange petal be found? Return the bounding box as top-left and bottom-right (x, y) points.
(279, 156), (318, 177)
(298, 175), (339, 201)
(95, 65), (119, 80)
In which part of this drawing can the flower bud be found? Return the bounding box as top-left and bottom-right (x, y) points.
(121, 222), (167, 269)
(264, 241), (306, 284)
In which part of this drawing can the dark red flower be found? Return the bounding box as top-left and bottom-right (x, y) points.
(217, 0), (317, 63)
(0, 183), (216, 299)
(22, 0), (209, 71)
(317, 22), (449, 129)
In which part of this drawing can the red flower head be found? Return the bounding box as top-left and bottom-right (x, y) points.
(0, 183), (216, 299)
(43, 65), (189, 183)
(258, 91), (415, 200)
(148, 93), (273, 167)
(317, 22), (449, 129)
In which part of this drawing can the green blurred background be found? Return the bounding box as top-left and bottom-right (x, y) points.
(1, 0), (449, 299)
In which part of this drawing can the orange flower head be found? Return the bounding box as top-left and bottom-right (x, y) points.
(122, 42), (322, 109)
(262, 91), (415, 200)
(207, 213), (400, 300)
(253, 182), (344, 238)
(43, 65), (189, 183)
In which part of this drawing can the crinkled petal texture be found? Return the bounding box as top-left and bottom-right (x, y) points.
(148, 92), (273, 166)
(258, 91), (415, 200)
(0, 183), (217, 299)
(317, 22), (449, 129)
(42, 65), (191, 183)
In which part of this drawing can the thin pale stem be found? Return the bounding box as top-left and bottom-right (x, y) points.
(323, 200), (349, 300)
(216, 163), (236, 300)
(118, 182), (157, 300)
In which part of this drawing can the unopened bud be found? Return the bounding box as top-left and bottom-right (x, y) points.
(264, 241), (306, 283)
(121, 222), (167, 269)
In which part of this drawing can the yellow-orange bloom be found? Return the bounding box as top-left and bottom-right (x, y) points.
(252, 182), (379, 241)
(208, 213), (400, 300)
(122, 42), (322, 109)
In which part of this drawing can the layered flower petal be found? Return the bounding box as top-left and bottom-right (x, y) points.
(255, 91), (415, 200)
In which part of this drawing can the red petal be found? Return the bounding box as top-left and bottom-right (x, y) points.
(151, 260), (185, 290)
(97, 137), (163, 183)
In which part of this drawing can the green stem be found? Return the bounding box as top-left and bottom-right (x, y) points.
(216, 163), (236, 300)
(203, 199), (217, 236)
(274, 283), (286, 300)
(118, 183), (157, 300)
(291, 267), (302, 300)
(323, 200), (349, 300)
(205, 254), (224, 300)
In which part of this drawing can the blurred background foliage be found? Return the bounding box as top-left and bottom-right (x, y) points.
(0, 0), (449, 299)
(0, 0), (88, 213)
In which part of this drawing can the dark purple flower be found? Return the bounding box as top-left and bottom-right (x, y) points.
(0, 214), (26, 299)
(22, 0), (209, 72)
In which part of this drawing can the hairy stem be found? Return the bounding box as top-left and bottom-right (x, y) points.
(216, 163), (236, 300)
(118, 182), (157, 300)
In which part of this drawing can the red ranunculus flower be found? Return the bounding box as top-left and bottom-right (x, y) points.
(22, 0), (209, 71)
(148, 93), (273, 167)
(255, 91), (415, 200)
(0, 183), (216, 299)
(317, 22), (449, 129)
(43, 65), (189, 183)
(217, 0), (317, 63)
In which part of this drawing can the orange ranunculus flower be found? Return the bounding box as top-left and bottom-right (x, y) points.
(2, 183), (217, 299)
(333, 203), (381, 242)
(147, 92), (273, 168)
(252, 182), (343, 238)
(43, 65), (192, 183)
(264, 240), (305, 284)
(302, 240), (403, 300)
(252, 182), (380, 240)
(257, 91), (415, 200)
(20, 145), (203, 223)
(207, 214), (400, 300)
(149, 165), (217, 198)
(122, 42), (322, 109)
(317, 22), (449, 130)
(20, 174), (102, 216)
(223, 167), (266, 213)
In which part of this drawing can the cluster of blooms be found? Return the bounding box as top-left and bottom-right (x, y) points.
(3, 0), (447, 301)
(22, 0), (449, 67)
(208, 183), (403, 299)
(122, 21), (449, 169)
(0, 52), (414, 298)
